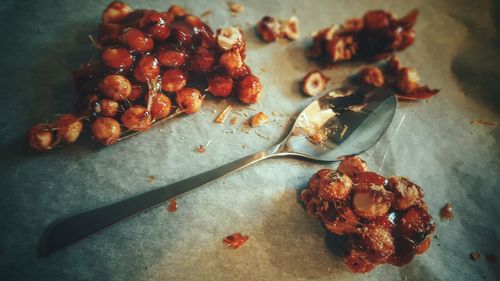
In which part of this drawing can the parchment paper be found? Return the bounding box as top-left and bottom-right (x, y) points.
(1, 0), (499, 280)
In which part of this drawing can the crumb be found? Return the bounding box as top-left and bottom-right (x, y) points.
(215, 105), (233, 124)
(196, 144), (206, 153)
(486, 254), (497, 262)
(228, 2), (244, 16)
(147, 175), (156, 183)
(339, 124), (349, 139)
(242, 144), (248, 149)
(308, 132), (327, 144)
(260, 67), (267, 72)
(470, 251), (481, 261)
(440, 202), (453, 221)
(471, 120), (497, 126)
(223, 232), (249, 249)
(167, 198), (177, 212)
(200, 9), (212, 18)
(230, 117), (238, 125)
(250, 112), (268, 127)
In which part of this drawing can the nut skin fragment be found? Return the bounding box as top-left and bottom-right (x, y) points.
(302, 70), (329, 96)
(250, 112), (268, 128)
(283, 16), (300, 40)
(440, 202), (453, 221)
(386, 176), (424, 210)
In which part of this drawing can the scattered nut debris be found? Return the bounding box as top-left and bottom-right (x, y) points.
(308, 132), (327, 144)
(242, 144), (249, 149)
(230, 117), (238, 125)
(250, 112), (269, 127)
(256, 16), (300, 42)
(440, 202), (453, 221)
(486, 254), (497, 262)
(228, 2), (244, 16)
(147, 175), (156, 183)
(470, 120), (497, 126)
(200, 9), (212, 18)
(215, 105), (233, 124)
(470, 251), (481, 261)
(167, 198), (177, 212)
(196, 145), (206, 153)
(302, 70), (329, 96)
(223, 232), (249, 249)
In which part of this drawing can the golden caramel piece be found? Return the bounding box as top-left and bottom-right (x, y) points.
(250, 112), (268, 128)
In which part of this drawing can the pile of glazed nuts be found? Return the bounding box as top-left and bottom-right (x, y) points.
(301, 156), (436, 273)
(28, 1), (262, 151)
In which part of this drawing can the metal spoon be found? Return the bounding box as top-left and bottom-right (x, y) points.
(38, 85), (397, 256)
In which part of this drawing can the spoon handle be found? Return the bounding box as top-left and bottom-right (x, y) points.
(39, 143), (282, 256)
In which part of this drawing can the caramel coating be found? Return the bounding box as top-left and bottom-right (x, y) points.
(176, 88), (203, 114)
(237, 74), (262, 104)
(53, 114), (83, 143)
(121, 105), (152, 131)
(28, 124), (54, 151)
(338, 156), (368, 179)
(99, 74), (132, 101)
(318, 171), (353, 201)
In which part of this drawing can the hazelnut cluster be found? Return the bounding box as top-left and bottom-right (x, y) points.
(300, 156), (435, 273)
(256, 16), (299, 42)
(358, 57), (439, 100)
(308, 9), (419, 63)
(28, 1), (262, 151)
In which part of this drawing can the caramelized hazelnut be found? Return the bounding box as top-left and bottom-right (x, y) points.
(352, 223), (395, 263)
(352, 184), (392, 219)
(121, 28), (154, 53)
(308, 169), (334, 195)
(161, 69), (187, 93)
(302, 70), (329, 96)
(133, 55), (160, 83)
(53, 114), (83, 144)
(207, 74), (233, 97)
(217, 27), (243, 51)
(237, 74), (262, 104)
(387, 177), (424, 210)
(318, 171), (353, 201)
(129, 84), (144, 101)
(150, 94), (172, 120)
(396, 67), (420, 93)
(359, 66), (385, 87)
(397, 205), (436, 244)
(121, 105), (153, 131)
(362, 10), (392, 31)
(101, 47), (133, 70)
(101, 1), (132, 24)
(157, 44), (188, 67)
(338, 156), (368, 178)
(28, 123), (54, 151)
(283, 16), (300, 40)
(189, 47), (215, 73)
(257, 16), (281, 42)
(91, 117), (121, 145)
(344, 249), (376, 273)
(176, 88), (203, 114)
(139, 11), (171, 41)
(99, 74), (132, 101)
(100, 99), (120, 117)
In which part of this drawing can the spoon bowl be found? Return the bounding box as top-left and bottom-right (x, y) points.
(39, 86), (397, 256)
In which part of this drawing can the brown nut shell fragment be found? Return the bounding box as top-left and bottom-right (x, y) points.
(91, 117), (121, 145)
(53, 114), (83, 144)
(397, 205), (436, 244)
(302, 70), (329, 96)
(28, 124), (54, 151)
(120, 105), (153, 131)
(352, 184), (393, 219)
(387, 176), (424, 210)
(318, 171), (353, 201)
(338, 156), (368, 178)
